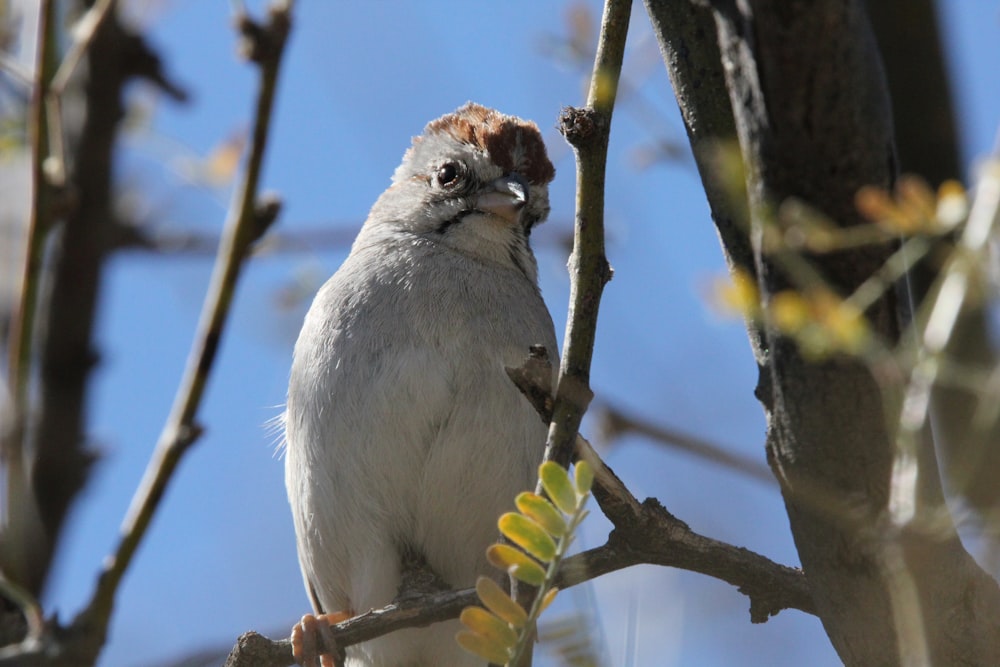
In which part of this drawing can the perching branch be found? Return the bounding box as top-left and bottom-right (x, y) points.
(0, 3), (292, 665)
(225, 337), (815, 667)
(222, 423), (813, 667)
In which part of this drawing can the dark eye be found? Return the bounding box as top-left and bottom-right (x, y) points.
(436, 162), (460, 187)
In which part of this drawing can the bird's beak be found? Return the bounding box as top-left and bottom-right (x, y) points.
(476, 174), (529, 225)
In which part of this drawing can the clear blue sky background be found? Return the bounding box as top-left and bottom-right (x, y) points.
(31, 2), (1000, 666)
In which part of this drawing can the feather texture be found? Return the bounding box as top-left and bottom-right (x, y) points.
(285, 104), (556, 666)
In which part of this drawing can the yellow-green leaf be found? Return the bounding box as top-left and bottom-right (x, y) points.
(476, 576), (528, 628)
(574, 460), (594, 495)
(487, 544), (547, 586)
(539, 461), (577, 514)
(498, 513), (557, 561)
(455, 629), (511, 665)
(509, 561), (547, 586)
(460, 607), (518, 649)
(515, 492), (567, 536)
(538, 587), (559, 614)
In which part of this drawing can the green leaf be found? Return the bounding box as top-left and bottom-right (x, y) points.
(487, 544), (547, 586)
(515, 492), (567, 536)
(476, 576), (528, 628)
(460, 606), (518, 649)
(509, 562), (547, 586)
(539, 461), (577, 514)
(574, 460), (595, 495)
(456, 629), (511, 665)
(538, 587), (559, 614)
(498, 512), (557, 562)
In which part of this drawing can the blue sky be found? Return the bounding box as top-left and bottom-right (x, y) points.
(26, 2), (1000, 666)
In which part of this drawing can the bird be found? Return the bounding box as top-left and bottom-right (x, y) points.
(283, 102), (557, 666)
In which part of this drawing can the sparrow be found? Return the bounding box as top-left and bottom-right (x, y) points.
(284, 102), (557, 666)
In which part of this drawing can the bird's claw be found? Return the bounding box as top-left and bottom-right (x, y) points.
(291, 611), (351, 667)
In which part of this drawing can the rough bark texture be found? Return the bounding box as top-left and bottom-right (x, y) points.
(865, 0), (960, 187)
(644, 0), (1000, 664)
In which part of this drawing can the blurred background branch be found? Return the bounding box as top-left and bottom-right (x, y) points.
(2, 0), (188, 605)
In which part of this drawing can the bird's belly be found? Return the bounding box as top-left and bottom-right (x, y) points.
(290, 340), (546, 612)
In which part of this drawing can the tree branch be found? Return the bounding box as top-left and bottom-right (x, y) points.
(541, 0), (629, 470)
(226, 350), (816, 666)
(224, 435), (813, 667)
(0, 2), (292, 665)
(591, 401), (775, 485)
(2, 0), (186, 604)
(79, 0), (290, 632)
(0, 0), (60, 613)
(643, 0), (1000, 664)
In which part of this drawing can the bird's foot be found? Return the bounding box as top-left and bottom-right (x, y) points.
(291, 611), (351, 667)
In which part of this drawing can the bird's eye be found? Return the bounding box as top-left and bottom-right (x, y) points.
(436, 162), (460, 187)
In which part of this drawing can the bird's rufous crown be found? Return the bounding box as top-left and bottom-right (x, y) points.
(422, 102), (555, 187)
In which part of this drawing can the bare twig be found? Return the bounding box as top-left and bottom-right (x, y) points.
(80, 0), (291, 628)
(0, 3), (292, 665)
(4, 0), (192, 604)
(883, 158), (1000, 664)
(5, 0), (115, 406)
(0, 0), (58, 612)
(592, 402), (775, 485)
(43, 0), (116, 189)
(542, 0), (629, 470)
(571, 436), (812, 622)
(7, 0), (57, 403)
(226, 589), (478, 667)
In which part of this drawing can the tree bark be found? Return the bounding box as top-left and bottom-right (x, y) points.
(644, 0), (1000, 664)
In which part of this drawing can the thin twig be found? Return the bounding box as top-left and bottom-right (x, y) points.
(4, 6), (296, 666)
(0, 577), (44, 657)
(892, 161), (1000, 526)
(571, 436), (812, 622)
(0, 53), (32, 87)
(42, 0), (116, 187)
(882, 159), (1000, 666)
(50, 0), (117, 95)
(6, 0), (57, 415)
(592, 402), (776, 485)
(0, 0), (58, 608)
(542, 0), (630, 470)
(511, 6), (631, 661)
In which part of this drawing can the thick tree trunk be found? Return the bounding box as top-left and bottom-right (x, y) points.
(644, 0), (1000, 664)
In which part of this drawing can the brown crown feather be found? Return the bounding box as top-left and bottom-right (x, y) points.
(423, 102), (555, 186)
